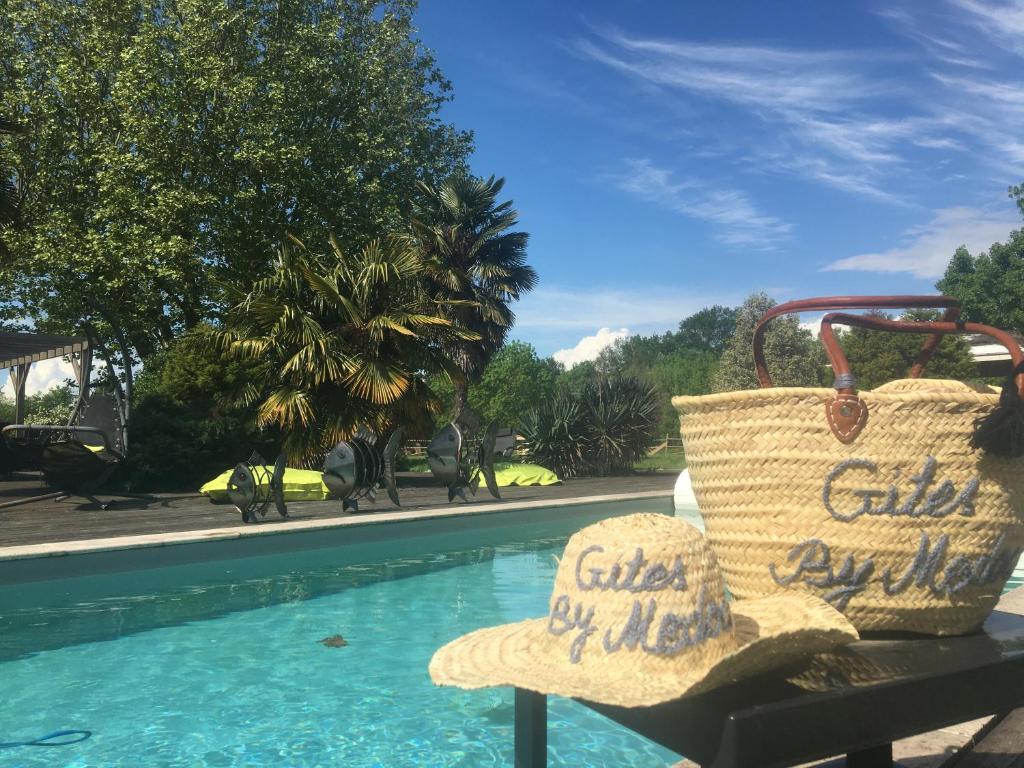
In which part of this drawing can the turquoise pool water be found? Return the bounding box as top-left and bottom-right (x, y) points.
(1007, 560), (1023, 592)
(0, 513), (681, 767)
(1, 504), (1020, 768)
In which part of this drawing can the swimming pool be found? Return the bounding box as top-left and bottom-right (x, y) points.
(0, 497), (681, 767)
(2, 496), (1020, 767)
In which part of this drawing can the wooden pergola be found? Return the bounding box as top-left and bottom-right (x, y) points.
(0, 331), (90, 423)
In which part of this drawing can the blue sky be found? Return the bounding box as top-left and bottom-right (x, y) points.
(415, 0), (1024, 364)
(6, 1), (1024, 396)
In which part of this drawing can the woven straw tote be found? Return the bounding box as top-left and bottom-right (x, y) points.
(673, 296), (1024, 635)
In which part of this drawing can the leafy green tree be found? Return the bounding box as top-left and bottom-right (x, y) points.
(596, 333), (666, 376)
(936, 235), (1024, 333)
(677, 305), (738, 354)
(590, 309), (733, 436)
(556, 361), (599, 395)
(0, 118), (23, 258)
(648, 349), (719, 435)
(714, 292), (827, 392)
(466, 342), (558, 427)
(207, 234), (474, 464)
(595, 338), (718, 436)
(595, 328), (698, 375)
(1010, 183), (1024, 219)
(595, 305), (737, 379)
(837, 311), (976, 390)
(0, 382), (74, 424)
(24, 383), (75, 424)
(406, 175), (536, 421)
(428, 342), (558, 431)
(0, 0), (472, 360)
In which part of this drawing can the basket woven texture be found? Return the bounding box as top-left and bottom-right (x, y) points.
(674, 378), (1024, 635)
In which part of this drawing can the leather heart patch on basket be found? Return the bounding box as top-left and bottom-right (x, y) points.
(826, 394), (868, 444)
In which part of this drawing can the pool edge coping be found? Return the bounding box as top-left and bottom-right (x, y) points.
(0, 489), (675, 562)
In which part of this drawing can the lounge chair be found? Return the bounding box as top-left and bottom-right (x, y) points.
(492, 426), (517, 458)
(2, 393), (127, 509)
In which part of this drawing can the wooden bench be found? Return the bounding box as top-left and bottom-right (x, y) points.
(514, 587), (1024, 768)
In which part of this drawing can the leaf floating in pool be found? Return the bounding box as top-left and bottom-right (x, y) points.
(318, 635), (349, 648)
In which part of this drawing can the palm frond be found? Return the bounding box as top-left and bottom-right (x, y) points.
(342, 356), (410, 404)
(297, 260), (364, 324)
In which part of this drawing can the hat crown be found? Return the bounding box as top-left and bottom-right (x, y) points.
(546, 514), (736, 667)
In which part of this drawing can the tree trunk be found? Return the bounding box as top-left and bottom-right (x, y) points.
(451, 380), (468, 425)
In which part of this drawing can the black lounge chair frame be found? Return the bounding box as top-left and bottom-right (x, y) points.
(0, 317), (155, 509)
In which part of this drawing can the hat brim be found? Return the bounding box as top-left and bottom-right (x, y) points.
(429, 592), (858, 707)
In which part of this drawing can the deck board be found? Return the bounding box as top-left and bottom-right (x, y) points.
(0, 471), (678, 548)
(939, 709), (1024, 768)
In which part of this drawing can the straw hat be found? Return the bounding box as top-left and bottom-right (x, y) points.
(430, 513), (859, 707)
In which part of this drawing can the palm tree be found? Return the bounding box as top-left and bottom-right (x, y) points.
(407, 175), (537, 423)
(0, 118), (24, 258)
(207, 234), (477, 464)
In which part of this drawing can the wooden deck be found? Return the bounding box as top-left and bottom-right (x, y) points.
(0, 471), (678, 548)
(944, 709), (1024, 768)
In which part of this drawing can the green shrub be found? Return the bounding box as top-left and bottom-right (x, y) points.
(125, 328), (278, 492)
(520, 377), (659, 477)
(519, 395), (586, 478)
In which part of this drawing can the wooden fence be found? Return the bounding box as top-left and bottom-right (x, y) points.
(408, 436), (679, 458)
(646, 435), (686, 456)
(404, 437), (529, 457)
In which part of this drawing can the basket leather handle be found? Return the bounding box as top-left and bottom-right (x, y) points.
(821, 313), (1024, 394)
(820, 312), (1024, 444)
(753, 295), (961, 388)
(754, 295), (969, 444)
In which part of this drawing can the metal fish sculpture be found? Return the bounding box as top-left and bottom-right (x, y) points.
(322, 428), (402, 512)
(427, 422), (500, 503)
(226, 451), (288, 523)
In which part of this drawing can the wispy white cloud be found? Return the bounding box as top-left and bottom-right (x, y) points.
(755, 151), (908, 204)
(800, 314), (826, 336)
(877, 7), (992, 68)
(869, 4), (1024, 179)
(927, 74), (1024, 174)
(571, 27), (964, 202)
(824, 206), (1020, 277)
(609, 159), (790, 248)
(516, 287), (708, 331)
(949, 0), (1024, 55)
(552, 328), (630, 367)
(573, 32), (884, 113)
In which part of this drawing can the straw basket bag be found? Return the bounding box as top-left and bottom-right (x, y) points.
(672, 296), (1024, 635)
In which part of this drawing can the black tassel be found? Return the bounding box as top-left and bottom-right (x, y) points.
(971, 361), (1024, 458)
